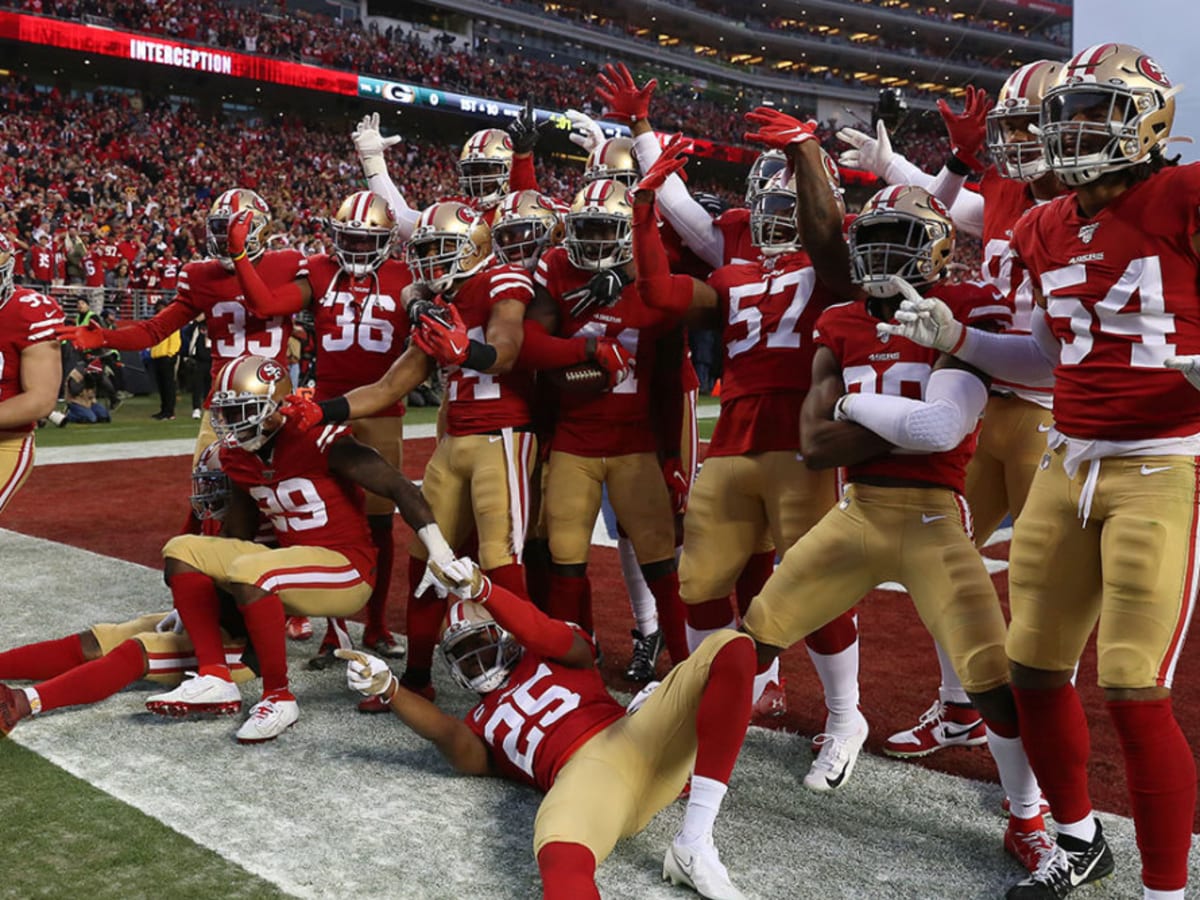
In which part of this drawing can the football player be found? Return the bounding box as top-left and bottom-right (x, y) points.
(54, 189), (303, 465)
(885, 45), (1199, 900)
(225, 191), (412, 674)
(739, 108), (1054, 872)
(0, 446), (255, 732)
(0, 235), (63, 514)
(632, 140), (868, 790)
(337, 560), (755, 900)
(146, 356), (468, 743)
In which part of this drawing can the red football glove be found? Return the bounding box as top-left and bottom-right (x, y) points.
(635, 134), (689, 195)
(662, 457), (690, 515)
(53, 322), (106, 350)
(592, 337), (634, 390)
(227, 208), (254, 259)
(413, 303), (471, 366)
(937, 85), (994, 172)
(278, 392), (325, 432)
(596, 62), (657, 124)
(744, 107), (819, 151)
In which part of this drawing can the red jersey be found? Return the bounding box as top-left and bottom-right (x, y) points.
(815, 283), (1012, 493)
(158, 256), (181, 291)
(219, 420), (376, 581)
(443, 262), (536, 436)
(307, 255), (413, 417)
(0, 289), (65, 433)
(96, 241), (121, 271)
(105, 250), (306, 395)
(29, 246), (55, 282)
(715, 207), (756, 266)
(707, 251), (836, 456)
(535, 246), (687, 456)
(466, 643), (625, 792)
(1012, 164), (1200, 442)
(83, 251), (105, 288)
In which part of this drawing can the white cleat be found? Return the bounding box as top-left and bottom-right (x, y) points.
(236, 697), (299, 744)
(146, 672), (241, 717)
(662, 836), (746, 900)
(803, 715), (869, 793)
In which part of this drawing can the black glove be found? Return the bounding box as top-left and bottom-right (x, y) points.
(568, 267), (633, 319)
(407, 298), (450, 330)
(507, 98), (547, 154)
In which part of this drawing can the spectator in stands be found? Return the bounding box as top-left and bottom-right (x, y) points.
(64, 363), (111, 425)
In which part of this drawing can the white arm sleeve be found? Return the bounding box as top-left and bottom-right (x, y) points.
(632, 131), (724, 269)
(839, 368), (988, 453)
(945, 189), (985, 239)
(955, 312), (1059, 386)
(367, 170), (420, 241)
(883, 154), (935, 189)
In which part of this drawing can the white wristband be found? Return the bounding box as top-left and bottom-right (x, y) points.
(417, 523), (456, 568)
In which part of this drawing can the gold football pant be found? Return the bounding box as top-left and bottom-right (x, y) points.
(532, 630), (749, 861)
(0, 430), (35, 514)
(91, 613), (255, 685)
(1006, 450), (1200, 689)
(743, 483), (1009, 694)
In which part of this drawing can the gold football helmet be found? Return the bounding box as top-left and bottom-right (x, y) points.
(564, 179), (634, 271)
(848, 185), (955, 298)
(458, 129), (514, 207)
(207, 188), (271, 269)
(405, 201), (492, 293)
(332, 190), (397, 276)
(1040, 43), (1177, 186)
(744, 149), (788, 207)
(209, 355), (292, 451)
(0, 234), (14, 309)
(750, 148), (843, 255)
(440, 599), (523, 694)
(986, 60), (1062, 182)
(190, 441), (231, 521)
(584, 137), (639, 186)
(491, 190), (566, 270)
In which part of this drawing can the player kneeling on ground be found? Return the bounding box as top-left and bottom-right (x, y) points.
(149, 355), (467, 744)
(338, 558), (754, 900)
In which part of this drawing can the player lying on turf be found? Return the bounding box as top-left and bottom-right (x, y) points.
(337, 558), (753, 900)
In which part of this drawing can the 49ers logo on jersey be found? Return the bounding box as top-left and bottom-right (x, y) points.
(1137, 55), (1170, 87)
(257, 359), (285, 383)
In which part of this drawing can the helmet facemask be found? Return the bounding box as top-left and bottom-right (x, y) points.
(849, 215), (953, 299)
(458, 159), (510, 207)
(493, 217), (555, 269)
(210, 394), (281, 452)
(745, 151), (788, 207)
(0, 241), (14, 311)
(441, 618), (523, 694)
(564, 213), (631, 271)
(190, 445), (231, 521)
(986, 111), (1048, 182)
(333, 222), (394, 277)
(750, 187), (800, 255)
(407, 233), (485, 293)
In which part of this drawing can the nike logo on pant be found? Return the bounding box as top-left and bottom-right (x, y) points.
(1140, 465), (1172, 476)
(921, 514), (946, 524)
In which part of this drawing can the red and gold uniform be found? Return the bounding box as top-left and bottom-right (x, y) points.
(743, 284), (1014, 694)
(163, 419), (376, 618)
(0, 288), (64, 512)
(1006, 163), (1200, 688)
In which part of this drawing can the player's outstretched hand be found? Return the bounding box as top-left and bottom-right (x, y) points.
(596, 62), (657, 124)
(429, 557), (489, 601)
(592, 337), (634, 389)
(412, 303), (470, 366)
(566, 108), (606, 152)
(53, 322), (106, 350)
(335, 649), (396, 698)
(837, 119), (895, 177)
(278, 392), (325, 431)
(744, 107), (818, 150)
(874, 277), (964, 353)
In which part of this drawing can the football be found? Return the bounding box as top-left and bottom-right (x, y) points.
(546, 362), (609, 393)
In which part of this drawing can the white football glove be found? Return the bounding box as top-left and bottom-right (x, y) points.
(875, 276), (965, 353)
(566, 108), (606, 153)
(155, 609), (184, 634)
(352, 112), (401, 179)
(1165, 356), (1200, 391)
(430, 556), (488, 601)
(334, 649), (396, 698)
(415, 562), (448, 599)
(837, 119), (895, 178)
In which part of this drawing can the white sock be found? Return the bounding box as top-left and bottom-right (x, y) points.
(935, 641), (970, 705)
(677, 775), (727, 845)
(1056, 815), (1097, 844)
(686, 621), (734, 654)
(619, 536), (658, 635)
(22, 686), (42, 716)
(985, 727), (1043, 820)
(752, 656), (781, 704)
(1144, 888), (1185, 900)
(807, 639), (862, 734)
(326, 618), (353, 650)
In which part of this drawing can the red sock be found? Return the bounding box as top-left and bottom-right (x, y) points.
(1108, 698), (1196, 891)
(1011, 682), (1092, 825)
(34, 639), (146, 713)
(364, 515), (395, 641)
(486, 563), (528, 600)
(645, 569), (689, 664)
(687, 597), (735, 631)
(536, 841), (599, 900)
(0, 634), (87, 680)
(735, 550), (775, 618)
(547, 573), (589, 627)
(404, 555), (444, 688)
(240, 593), (289, 696)
(694, 637), (755, 782)
(804, 609), (858, 655)
(170, 572), (230, 679)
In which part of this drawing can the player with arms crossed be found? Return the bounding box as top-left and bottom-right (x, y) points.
(338, 560), (754, 900)
(886, 44), (1200, 900)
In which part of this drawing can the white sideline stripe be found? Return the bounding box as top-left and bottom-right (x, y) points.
(2, 527), (1191, 900)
